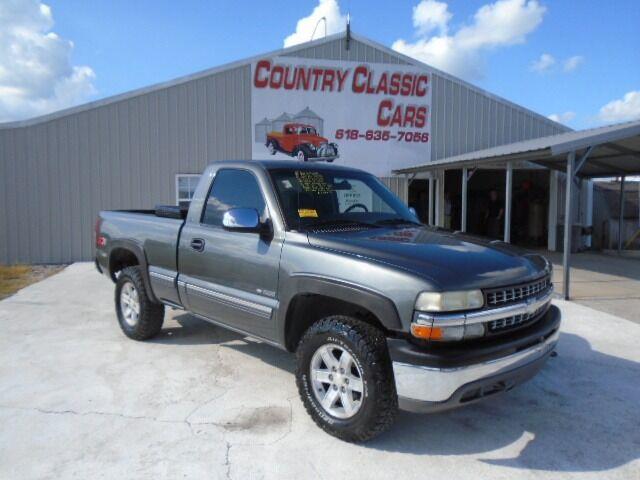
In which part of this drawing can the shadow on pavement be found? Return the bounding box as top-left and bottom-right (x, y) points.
(368, 332), (640, 472)
(152, 314), (640, 473)
(150, 313), (296, 373)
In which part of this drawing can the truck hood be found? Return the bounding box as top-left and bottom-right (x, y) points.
(307, 226), (549, 290)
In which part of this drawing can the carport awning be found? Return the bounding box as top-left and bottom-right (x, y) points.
(394, 119), (640, 178)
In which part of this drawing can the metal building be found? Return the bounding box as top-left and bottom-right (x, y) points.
(0, 31), (567, 264)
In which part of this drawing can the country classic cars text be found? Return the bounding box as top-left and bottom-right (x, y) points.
(253, 59), (429, 128)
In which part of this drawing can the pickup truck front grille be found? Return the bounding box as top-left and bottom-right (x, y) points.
(488, 303), (548, 334)
(485, 276), (551, 308)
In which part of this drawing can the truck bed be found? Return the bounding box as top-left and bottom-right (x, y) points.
(98, 208), (185, 273)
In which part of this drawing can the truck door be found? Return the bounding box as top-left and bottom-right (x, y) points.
(178, 168), (282, 341)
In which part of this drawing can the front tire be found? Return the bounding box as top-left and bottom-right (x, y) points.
(115, 266), (165, 340)
(295, 316), (398, 442)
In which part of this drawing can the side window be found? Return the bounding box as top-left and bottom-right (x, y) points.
(202, 169), (266, 226)
(176, 174), (201, 207)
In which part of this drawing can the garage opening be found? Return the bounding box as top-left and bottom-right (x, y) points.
(408, 179), (430, 223)
(443, 168), (550, 247)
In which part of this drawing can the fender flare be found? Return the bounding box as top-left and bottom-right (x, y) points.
(106, 239), (159, 304)
(279, 274), (403, 334)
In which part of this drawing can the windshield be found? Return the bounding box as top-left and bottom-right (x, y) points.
(268, 168), (420, 231)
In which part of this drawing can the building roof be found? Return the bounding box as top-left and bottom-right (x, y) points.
(395, 119), (640, 178)
(0, 31), (567, 131)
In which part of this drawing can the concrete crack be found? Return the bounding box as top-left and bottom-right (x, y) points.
(0, 404), (185, 426)
(224, 441), (232, 480)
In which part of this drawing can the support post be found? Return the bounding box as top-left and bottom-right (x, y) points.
(563, 151), (575, 300)
(504, 162), (513, 243)
(618, 176), (626, 252)
(548, 171), (558, 251)
(428, 175), (434, 226)
(461, 168), (468, 232)
(585, 180), (593, 248)
(435, 173), (441, 227)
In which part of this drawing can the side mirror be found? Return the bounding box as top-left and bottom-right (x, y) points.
(222, 208), (261, 232)
(408, 207), (418, 218)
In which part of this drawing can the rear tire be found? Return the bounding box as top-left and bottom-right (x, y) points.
(295, 316), (398, 442)
(295, 148), (308, 162)
(115, 266), (164, 340)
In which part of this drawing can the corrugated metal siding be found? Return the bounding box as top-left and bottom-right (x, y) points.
(430, 73), (567, 162)
(0, 65), (251, 264)
(283, 38), (411, 64)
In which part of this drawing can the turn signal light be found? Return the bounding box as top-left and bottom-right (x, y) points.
(410, 323), (435, 339)
(410, 322), (485, 341)
(410, 324), (452, 340)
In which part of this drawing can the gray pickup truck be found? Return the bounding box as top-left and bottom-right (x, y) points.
(95, 160), (560, 442)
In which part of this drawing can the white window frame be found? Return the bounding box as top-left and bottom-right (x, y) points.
(175, 174), (202, 205)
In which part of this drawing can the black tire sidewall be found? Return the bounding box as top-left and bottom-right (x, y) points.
(114, 267), (164, 340)
(296, 319), (395, 439)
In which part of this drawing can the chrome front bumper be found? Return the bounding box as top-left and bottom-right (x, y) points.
(393, 327), (559, 407)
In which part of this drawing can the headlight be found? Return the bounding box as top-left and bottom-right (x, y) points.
(415, 290), (484, 312)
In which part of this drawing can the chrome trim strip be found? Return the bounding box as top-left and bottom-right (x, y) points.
(415, 287), (554, 327)
(149, 271), (175, 282)
(187, 284), (273, 318)
(393, 328), (560, 403)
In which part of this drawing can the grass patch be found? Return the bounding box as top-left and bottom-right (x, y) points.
(0, 265), (65, 300)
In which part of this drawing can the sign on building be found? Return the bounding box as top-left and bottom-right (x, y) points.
(251, 57), (432, 177)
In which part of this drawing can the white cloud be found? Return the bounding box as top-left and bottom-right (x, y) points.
(598, 91), (640, 123)
(563, 55), (584, 72)
(530, 53), (584, 74)
(392, 0), (546, 80)
(547, 111), (575, 124)
(283, 0), (347, 48)
(530, 53), (555, 72)
(413, 0), (452, 35)
(0, 0), (96, 122)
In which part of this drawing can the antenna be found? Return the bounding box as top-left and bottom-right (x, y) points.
(311, 16), (327, 41)
(346, 12), (351, 50)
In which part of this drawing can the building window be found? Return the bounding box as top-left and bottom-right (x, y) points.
(176, 174), (201, 207)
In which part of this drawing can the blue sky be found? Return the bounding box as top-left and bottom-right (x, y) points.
(2, 0), (639, 128)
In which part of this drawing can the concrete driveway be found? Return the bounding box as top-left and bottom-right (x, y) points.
(1, 263), (639, 479)
(545, 251), (640, 324)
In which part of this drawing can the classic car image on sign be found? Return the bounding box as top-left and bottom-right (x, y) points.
(266, 122), (339, 162)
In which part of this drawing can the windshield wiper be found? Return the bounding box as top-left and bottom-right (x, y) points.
(374, 218), (422, 226)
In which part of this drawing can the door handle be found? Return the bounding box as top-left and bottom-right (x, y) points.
(190, 238), (205, 252)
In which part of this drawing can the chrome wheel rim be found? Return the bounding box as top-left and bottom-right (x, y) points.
(297, 151), (306, 161)
(120, 281), (140, 327)
(268, 142), (275, 155)
(310, 344), (364, 419)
